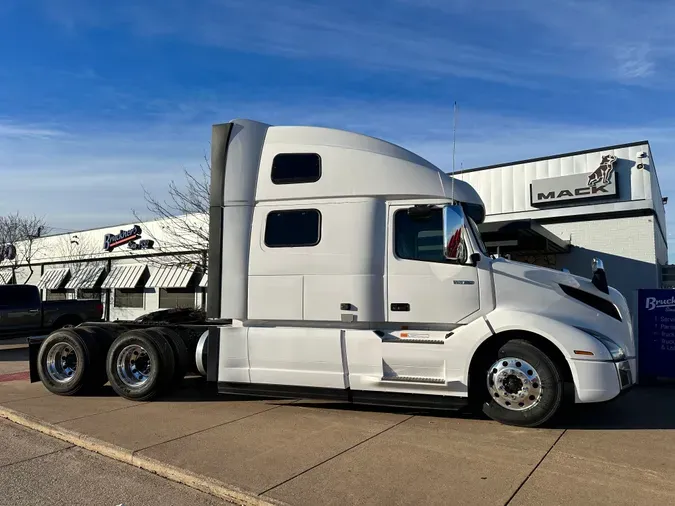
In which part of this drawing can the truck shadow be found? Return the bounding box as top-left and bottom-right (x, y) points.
(550, 385), (675, 430)
(0, 347), (29, 362)
(130, 378), (675, 429)
(286, 386), (675, 429)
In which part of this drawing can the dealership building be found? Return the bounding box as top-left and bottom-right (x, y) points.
(0, 139), (668, 321)
(0, 214), (209, 322)
(457, 140), (667, 312)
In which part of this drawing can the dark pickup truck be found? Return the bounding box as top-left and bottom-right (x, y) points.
(0, 284), (103, 339)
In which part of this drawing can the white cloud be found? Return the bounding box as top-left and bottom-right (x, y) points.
(0, 120), (66, 139)
(32, 0), (675, 88)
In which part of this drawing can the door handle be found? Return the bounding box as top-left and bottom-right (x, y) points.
(28, 309), (40, 313)
(390, 303), (410, 312)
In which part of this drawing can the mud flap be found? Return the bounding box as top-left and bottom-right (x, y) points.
(28, 335), (47, 383)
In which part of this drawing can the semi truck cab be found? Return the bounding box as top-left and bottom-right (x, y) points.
(30, 118), (635, 428)
(204, 119), (636, 427)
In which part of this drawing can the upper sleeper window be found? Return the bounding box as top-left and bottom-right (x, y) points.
(264, 209), (321, 248)
(271, 153), (322, 185)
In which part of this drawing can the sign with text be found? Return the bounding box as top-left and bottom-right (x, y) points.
(530, 154), (619, 206)
(104, 225), (154, 252)
(637, 289), (675, 381)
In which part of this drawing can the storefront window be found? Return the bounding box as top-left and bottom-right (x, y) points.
(46, 289), (72, 301)
(78, 289), (102, 300)
(159, 288), (196, 309)
(114, 288), (144, 308)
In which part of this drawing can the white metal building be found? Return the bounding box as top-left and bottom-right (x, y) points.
(455, 140), (667, 312)
(0, 214), (208, 321)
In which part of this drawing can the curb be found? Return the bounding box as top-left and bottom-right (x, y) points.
(0, 406), (288, 506)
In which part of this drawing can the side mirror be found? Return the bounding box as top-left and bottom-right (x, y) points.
(591, 257), (609, 294)
(443, 205), (466, 261)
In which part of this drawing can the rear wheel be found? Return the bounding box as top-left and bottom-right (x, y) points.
(145, 327), (189, 384)
(52, 316), (82, 331)
(37, 329), (101, 395)
(105, 330), (175, 401)
(481, 339), (564, 427)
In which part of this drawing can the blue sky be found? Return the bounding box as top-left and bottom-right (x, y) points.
(0, 0), (674, 254)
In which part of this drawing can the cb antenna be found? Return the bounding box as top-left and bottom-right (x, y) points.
(451, 101), (458, 203)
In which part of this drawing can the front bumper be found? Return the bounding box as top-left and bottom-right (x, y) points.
(572, 357), (636, 403)
(615, 359), (635, 391)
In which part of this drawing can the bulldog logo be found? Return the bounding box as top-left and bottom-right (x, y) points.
(587, 154), (617, 187)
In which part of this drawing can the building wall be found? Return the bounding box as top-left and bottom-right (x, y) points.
(107, 257), (205, 321)
(543, 215), (659, 309)
(460, 142), (654, 217)
(654, 217), (668, 269)
(0, 215), (208, 321)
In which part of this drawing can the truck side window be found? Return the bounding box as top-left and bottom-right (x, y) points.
(264, 209), (321, 247)
(0, 285), (40, 307)
(394, 208), (448, 263)
(271, 153), (322, 184)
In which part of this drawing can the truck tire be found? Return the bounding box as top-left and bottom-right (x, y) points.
(481, 339), (564, 428)
(78, 324), (120, 351)
(52, 316), (83, 332)
(145, 327), (190, 383)
(77, 325), (120, 386)
(105, 329), (176, 401)
(37, 329), (101, 395)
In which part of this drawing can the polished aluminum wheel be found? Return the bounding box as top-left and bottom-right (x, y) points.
(46, 342), (78, 383)
(116, 344), (151, 388)
(487, 357), (542, 411)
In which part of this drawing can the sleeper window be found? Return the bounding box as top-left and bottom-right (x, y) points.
(394, 208), (448, 263)
(271, 153), (321, 184)
(264, 209), (321, 247)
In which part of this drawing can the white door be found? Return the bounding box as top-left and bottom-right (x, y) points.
(387, 204), (480, 324)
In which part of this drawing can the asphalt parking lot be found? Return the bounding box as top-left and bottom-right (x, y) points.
(2, 338), (675, 506)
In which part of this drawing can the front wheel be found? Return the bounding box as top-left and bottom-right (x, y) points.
(481, 339), (564, 427)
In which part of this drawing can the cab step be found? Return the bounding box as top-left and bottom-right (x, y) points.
(381, 375), (445, 384)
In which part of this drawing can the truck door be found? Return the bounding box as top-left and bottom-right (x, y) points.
(387, 204), (480, 324)
(0, 285), (42, 336)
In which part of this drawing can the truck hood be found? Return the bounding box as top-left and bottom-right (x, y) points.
(490, 258), (635, 357)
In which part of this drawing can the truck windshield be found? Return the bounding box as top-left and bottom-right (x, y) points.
(466, 216), (488, 256)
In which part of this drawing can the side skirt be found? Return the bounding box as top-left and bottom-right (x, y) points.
(217, 382), (469, 411)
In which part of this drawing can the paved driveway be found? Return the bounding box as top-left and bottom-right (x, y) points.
(1, 363), (674, 506)
(0, 337), (30, 382)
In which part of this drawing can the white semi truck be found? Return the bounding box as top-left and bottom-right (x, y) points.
(28, 119), (636, 427)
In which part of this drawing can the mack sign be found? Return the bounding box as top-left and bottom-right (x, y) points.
(530, 154), (619, 206)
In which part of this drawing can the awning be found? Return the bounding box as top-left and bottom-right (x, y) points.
(101, 264), (148, 289)
(38, 268), (70, 290)
(147, 265), (196, 288)
(479, 219), (570, 255)
(0, 268), (13, 285)
(65, 266), (106, 290)
(199, 271), (208, 288)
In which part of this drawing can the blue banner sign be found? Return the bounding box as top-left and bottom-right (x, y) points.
(637, 289), (675, 381)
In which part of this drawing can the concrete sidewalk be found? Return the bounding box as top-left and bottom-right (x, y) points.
(1, 377), (675, 506)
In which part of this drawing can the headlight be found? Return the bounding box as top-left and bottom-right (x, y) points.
(578, 327), (626, 361)
(594, 335), (626, 361)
